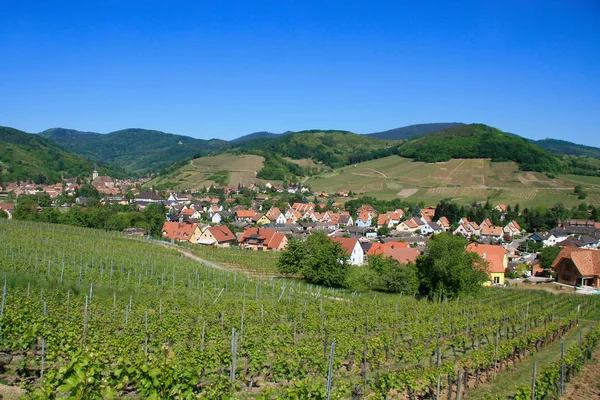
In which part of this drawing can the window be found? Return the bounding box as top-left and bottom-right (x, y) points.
(493, 276), (500, 284)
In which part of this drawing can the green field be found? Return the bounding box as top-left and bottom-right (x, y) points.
(305, 156), (600, 207)
(1, 220), (600, 398)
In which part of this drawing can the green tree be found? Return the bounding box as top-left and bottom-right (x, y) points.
(539, 246), (561, 269)
(417, 233), (489, 299)
(277, 232), (349, 287)
(0, 209), (7, 219)
(368, 255), (419, 294)
(574, 184), (587, 199)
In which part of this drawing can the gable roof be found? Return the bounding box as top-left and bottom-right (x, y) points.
(207, 225), (235, 243)
(466, 243), (506, 273)
(161, 222), (198, 241)
(332, 237), (360, 255)
(552, 248), (600, 276)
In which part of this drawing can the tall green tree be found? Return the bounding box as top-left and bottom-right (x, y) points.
(539, 246), (561, 269)
(417, 233), (489, 299)
(277, 232), (349, 287)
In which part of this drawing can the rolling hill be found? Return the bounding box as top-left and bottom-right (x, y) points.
(304, 155), (600, 207)
(534, 138), (600, 159)
(398, 124), (563, 173)
(40, 128), (228, 175)
(366, 122), (465, 140)
(230, 131), (282, 143)
(230, 129), (399, 169)
(0, 126), (122, 184)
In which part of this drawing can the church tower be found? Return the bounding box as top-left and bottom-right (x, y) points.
(92, 165), (98, 180)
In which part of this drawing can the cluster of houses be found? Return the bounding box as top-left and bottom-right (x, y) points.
(529, 219), (600, 249)
(158, 197), (527, 286)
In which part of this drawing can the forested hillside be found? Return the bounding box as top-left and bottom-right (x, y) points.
(366, 122), (465, 140)
(40, 128), (228, 175)
(232, 130), (399, 169)
(534, 138), (600, 159)
(0, 126), (122, 184)
(398, 124), (569, 173)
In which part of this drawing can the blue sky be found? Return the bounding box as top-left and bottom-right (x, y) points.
(1, 1), (599, 146)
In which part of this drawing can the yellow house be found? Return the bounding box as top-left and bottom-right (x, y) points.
(466, 243), (507, 286)
(197, 225), (236, 247)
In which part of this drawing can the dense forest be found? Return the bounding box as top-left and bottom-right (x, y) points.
(534, 138), (600, 159)
(40, 127), (228, 175)
(0, 126), (123, 184)
(398, 124), (600, 176)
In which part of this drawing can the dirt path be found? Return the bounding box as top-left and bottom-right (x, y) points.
(366, 168), (389, 178)
(562, 346), (600, 399)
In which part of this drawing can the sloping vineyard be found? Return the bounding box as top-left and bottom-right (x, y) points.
(0, 220), (598, 399)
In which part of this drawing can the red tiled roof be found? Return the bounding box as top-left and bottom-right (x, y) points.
(552, 248), (600, 276)
(383, 247), (420, 264)
(207, 225), (235, 243)
(332, 237), (359, 256)
(466, 243), (506, 273)
(162, 222), (197, 241)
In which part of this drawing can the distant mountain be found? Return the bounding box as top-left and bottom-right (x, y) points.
(231, 129), (399, 169)
(0, 126), (122, 184)
(398, 124), (563, 173)
(40, 128), (228, 175)
(533, 138), (600, 159)
(230, 131), (281, 143)
(366, 123), (465, 140)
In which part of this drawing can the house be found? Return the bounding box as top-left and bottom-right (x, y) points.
(529, 232), (568, 248)
(383, 246), (420, 265)
(338, 214), (354, 227)
(480, 226), (504, 241)
(355, 212), (373, 227)
(553, 248), (600, 287)
(180, 208), (202, 220)
(197, 225), (236, 247)
(466, 243), (507, 285)
(437, 216), (451, 232)
(238, 228), (288, 251)
(397, 217), (423, 233)
(168, 193), (191, 204)
(235, 210), (256, 223)
(503, 220), (523, 238)
(0, 203), (15, 219)
(134, 191), (163, 203)
(420, 207), (436, 220)
(377, 211), (403, 229)
(332, 237), (364, 265)
(210, 212), (223, 224)
(161, 222), (201, 243)
(256, 214), (271, 225)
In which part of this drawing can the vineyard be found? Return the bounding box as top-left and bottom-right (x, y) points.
(0, 220), (599, 399)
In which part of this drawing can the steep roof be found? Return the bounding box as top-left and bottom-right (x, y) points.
(332, 237), (359, 256)
(552, 248), (600, 276)
(161, 222), (197, 241)
(207, 225), (235, 243)
(466, 243), (506, 273)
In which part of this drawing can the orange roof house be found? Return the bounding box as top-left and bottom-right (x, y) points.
(198, 225), (236, 247)
(466, 243), (507, 285)
(383, 246), (420, 264)
(553, 248), (600, 288)
(161, 222), (201, 243)
(239, 228), (288, 251)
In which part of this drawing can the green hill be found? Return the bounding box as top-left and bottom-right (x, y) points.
(0, 126), (122, 184)
(398, 124), (566, 173)
(534, 138), (600, 159)
(231, 130), (399, 169)
(40, 128), (228, 175)
(366, 122), (465, 140)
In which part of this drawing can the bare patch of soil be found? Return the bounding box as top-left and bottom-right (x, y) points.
(562, 347), (600, 400)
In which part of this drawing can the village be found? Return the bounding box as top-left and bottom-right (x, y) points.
(2, 167), (599, 291)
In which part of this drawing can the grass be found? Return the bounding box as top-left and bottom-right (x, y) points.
(182, 243), (282, 276)
(304, 156), (600, 207)
(466, 322), (594, 400)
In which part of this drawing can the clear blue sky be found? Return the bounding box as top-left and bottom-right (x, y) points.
(1, 1), (599, 146)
